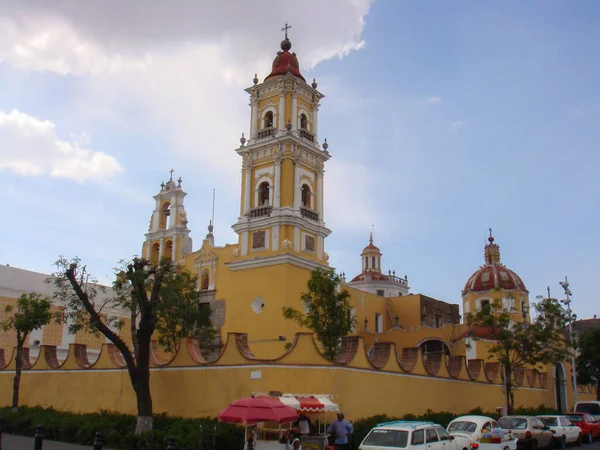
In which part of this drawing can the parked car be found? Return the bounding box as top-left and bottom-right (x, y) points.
(575, 402), (600, 422)
(565, 412), (600, 444)
(536, 415), (582, 448)
(359, 420), (472, 450)
(497, 416), (553, 450)
(448, 415), (517, 450)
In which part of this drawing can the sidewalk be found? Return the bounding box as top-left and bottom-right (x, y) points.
(1, 434), (104, 449)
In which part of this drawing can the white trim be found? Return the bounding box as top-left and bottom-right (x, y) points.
(272, 225), (279, 251)
(294, 226), (301, 252)
(241, 231), (249, 256)
(260, 106), (277, 129)
(254, 167), (274, 179)
(226, 253), (329, 272)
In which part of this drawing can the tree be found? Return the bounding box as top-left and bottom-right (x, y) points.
(0, 293), (53, 410)
(282, 268), (354, 360)
(575, 324), (600, 400)
(466, 296), (573, 414)
(51, 257), (213, 434)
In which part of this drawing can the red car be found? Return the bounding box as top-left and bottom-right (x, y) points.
(565, 413), (600, 443)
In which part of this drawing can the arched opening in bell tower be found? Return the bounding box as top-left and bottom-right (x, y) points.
(258, 182), (270, 206)
(263, 111), (274, 128)
(150, 243), (160, 265)
(300, 113), (308, 130)
(162, 240), (173, 261)
(301, 184), (312, 209)
(159, 202), (171, 230)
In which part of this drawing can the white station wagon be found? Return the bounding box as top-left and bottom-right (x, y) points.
(447, 415), (517, 450)
(537, 415), (583, 448)
(359, 420), (472, 450)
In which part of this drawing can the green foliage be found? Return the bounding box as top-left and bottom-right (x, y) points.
(466, 296), (573, 413)
(576, 324), (600, 399)
(282, 268), (354, 359)
(1, 293), (53, 343)
(0, 406), (244, 450)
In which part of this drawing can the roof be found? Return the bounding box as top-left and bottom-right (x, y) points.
(264, 38), (305, 82)
(450, 415), (496, 423)
(252, 393), (339, 413)
(463, 264), (527, 295)
(458, 326), (500, 341)
(375, 421), (436, 430)
(350, 272), (389, 283)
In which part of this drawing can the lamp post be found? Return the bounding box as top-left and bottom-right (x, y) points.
(559, 276), (578, 407)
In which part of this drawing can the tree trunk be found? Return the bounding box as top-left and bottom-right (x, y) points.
(133, 324), (153, 434)
(12, 338), (23, 411)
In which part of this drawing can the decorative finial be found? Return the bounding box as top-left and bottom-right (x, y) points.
(312, 78), (318, 89)
(370, 225), (374, 244)
(322, 138), (328, 150)
(286, 120), (292, 132)
(488, 227), (494, 242)
(280, 23), (292, 51)
(240, 132), (246, 146)
(177, 176), (182, 187)
(253, 73), (258, 85)
(547, 286), (551, 299)
(393, 270), (396, 276)
(169, 168), (174, 181)
(160, 181), (165, 189)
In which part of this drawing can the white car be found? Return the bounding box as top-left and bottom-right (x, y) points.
(448, 415), (517, 450)
(537, 415), (583, 448)
(359, 420), (472, 450)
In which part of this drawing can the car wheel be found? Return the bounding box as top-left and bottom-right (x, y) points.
(576, 433), (583, 447)
(554, 436), (566, 449)
(531, 440), (538, 450)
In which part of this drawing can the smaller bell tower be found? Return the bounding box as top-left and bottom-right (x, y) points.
(142, 170), (193, 265)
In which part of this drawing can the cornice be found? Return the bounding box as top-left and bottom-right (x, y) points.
(232, 210), (331, 237)
(226, 253), (329, 272)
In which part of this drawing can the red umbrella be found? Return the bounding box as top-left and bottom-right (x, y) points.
(218, 396), (299, 425)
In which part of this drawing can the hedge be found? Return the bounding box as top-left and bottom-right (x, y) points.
(0, 404), (558, 450)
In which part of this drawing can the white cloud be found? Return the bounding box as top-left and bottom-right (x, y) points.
(427, 96), (442, 103)
(451, 120), (466, 131)
(0, 109), (122, 181)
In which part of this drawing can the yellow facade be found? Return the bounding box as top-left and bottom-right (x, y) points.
(0, 35), (594, 420)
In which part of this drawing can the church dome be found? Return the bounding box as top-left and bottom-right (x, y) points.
(361, 232), (381, 255)
(462, 234), (528, 295)
(264, 38), (306, 82)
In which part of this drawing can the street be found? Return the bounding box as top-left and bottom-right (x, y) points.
(1, 434), (106, 449)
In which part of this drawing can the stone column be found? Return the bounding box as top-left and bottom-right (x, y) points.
(159, 237), (165, 259)
(244, 160), (252, 213)
(250, 99), (258, 140)
(293, 150), (301, 209)
(145, 239), (151, 259)
(278, 89), (285, 131)
(316, 168), (324, 219)
(171, 235), (178, 260)
(291, 93), (298, 131)
(274, 149), (282, 208)
(313, 103), (319, 141)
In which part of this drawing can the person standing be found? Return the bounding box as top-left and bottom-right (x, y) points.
(327, 412), (353, 449)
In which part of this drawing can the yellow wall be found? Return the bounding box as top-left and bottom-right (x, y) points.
(0, 333), (595, 420)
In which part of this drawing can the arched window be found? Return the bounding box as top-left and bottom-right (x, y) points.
(200, 269), (209, 291)
(300, 113), (308, 130)
(162, 240), (173, 261)
(150, 243), (160, 265)
(301, 184), (311, 208)
(258, 182), (270, 206)
(264, 111), (274, 128)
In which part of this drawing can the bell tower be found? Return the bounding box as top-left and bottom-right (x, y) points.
(231, 26), (331, 269)
(142, 171), (193, 265)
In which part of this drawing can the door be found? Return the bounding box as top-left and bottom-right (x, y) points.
(531, 418), (553, 448)
(426, 427), (443, 450)
(436, 427), (455, 450)
(560, 417), (578, 442)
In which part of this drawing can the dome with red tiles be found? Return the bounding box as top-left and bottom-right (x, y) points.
(350, 272), (389, 283)
(462, 235), (528, 295)
(264, 38), (305, 82)
(361, 232), (381, 255)
(457, 326), (500, 341)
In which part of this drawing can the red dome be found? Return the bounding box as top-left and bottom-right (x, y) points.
(463, 264), (527, 295)
(265, 38), (305, 82)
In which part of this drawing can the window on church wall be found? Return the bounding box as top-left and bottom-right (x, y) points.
(258, 182), (270, 206)
(372, 256), (376, 270)
(481, 300), (491, 316)
(376, 289), (385, 297)
(301, 184), (312, 208)
(304, 235), (315, 253)
(365, 257), (369, 269)
(264, 111), (274, 128)
(200, 269), (210, 291)
(375, 313), (383, 333)
(162, 240), (173, 261)
(300, 113), (308, 130)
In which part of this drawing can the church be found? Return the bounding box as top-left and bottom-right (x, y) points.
(0, 30), (596, 420)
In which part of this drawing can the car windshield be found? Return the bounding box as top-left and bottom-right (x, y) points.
(498, 418), (528, 430)
(448, 421), (478, 433)
(363, 429), (409, 448)
(539, 418), (557, 427)
(576, 403), (600, 415)
(565, 415), (582, 423)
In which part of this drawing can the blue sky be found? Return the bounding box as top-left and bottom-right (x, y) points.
(0, 0), (598, 319)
